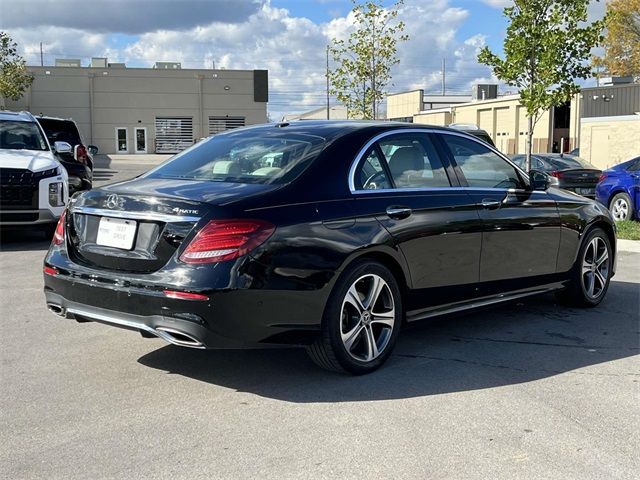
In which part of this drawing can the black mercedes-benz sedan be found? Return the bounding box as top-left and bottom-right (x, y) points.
(44, 121), (617, 374)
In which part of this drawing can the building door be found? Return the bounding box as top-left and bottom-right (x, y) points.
(589, 126), (610, 165)
(134, 127), (147, 153)
(115, 128), (128, 153)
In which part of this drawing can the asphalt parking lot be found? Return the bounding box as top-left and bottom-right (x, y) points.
(1, 157), (639, 479)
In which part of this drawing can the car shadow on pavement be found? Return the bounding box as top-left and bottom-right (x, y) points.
(138, 280), (639, 403)
(0, 228), (51, 252)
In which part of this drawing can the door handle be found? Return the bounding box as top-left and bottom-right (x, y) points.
(386, 206), (412, 219)
(481, 199), (501, 210)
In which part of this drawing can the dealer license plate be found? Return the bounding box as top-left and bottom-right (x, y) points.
(96, 217), (137, 249)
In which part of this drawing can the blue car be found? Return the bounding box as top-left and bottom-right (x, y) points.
(595, 156), (640, 221)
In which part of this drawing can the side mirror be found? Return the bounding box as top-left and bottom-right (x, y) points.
(53, 141), (72, 154)
(88, 145), (99, 155)
(529, 169), (558, 191)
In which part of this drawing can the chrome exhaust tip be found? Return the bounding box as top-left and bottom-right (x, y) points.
(47, 303), (66, 317)
(155, 327), (205, 349)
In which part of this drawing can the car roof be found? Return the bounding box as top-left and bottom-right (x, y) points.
(0, 110), (36, 123)
(36, 115), (77, 124)
(231, 120), (462, 141)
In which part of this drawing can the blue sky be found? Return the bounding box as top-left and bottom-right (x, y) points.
(3, 0), (606, 119)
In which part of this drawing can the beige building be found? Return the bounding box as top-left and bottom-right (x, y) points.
(576, 83), (640, 168)
(282, 104), (349, 121)
(387, 83), (640, 167)
(5, 59), (268, 154)
(387, 89), (472, 122)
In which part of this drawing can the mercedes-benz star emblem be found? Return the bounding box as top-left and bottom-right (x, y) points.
(105, 194), (125, 209)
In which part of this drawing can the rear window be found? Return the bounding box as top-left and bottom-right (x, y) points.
(0, 120), (48, 151)
(547, 156), (597, 170)
(146, 129), (326, 184)
(37, 118), (82, 146)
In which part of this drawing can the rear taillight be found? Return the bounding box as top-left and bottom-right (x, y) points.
(598, 173), (607, 182)
(53, 210), (66, 245)
(43, 265), (59, 276)
(180, 219), (275, 264)
(550, 171), (563, 178)
(74, 144), (88, 165)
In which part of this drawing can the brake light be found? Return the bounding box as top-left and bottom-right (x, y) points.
(598, 173), (607, 182)
(53, 210), (66, 245)
(550, 171), (563, 178)
(43, 265), (59, 276)
(180, 219), (275, 264)
(74, 144), (88, 165)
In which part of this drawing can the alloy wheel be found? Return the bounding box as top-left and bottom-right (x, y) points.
(340, 274), (395, 362)
(611, 198), (629, 221)
(581, 236), (610, 300)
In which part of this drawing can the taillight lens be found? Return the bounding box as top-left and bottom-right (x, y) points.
(180, 219), (275, 264)
(53, 210), (66, 245)
(74, 144), (88, 165)
(598, 173), (607, 182)
(549, 171), (562, 178)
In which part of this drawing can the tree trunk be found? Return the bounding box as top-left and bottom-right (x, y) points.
(526, 115), (533, 173)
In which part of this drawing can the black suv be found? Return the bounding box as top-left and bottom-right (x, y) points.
(36, 116), (97, 194)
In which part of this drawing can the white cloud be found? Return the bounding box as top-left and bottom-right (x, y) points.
(480, 0), (511, 8)
(6, 0), (502, 119)
(0, 0), (263, 34)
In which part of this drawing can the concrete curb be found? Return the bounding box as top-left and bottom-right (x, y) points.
(618, 239), (640, 253)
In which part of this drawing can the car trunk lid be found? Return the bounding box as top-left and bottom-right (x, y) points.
(66, 178), (277, 272)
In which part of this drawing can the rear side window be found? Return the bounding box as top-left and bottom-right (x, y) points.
(147, 130), (326, 184)
(354, 132), (451, 190)
(38, 118), (82, 146)
(442, 134), (524, 189)
(378, 134), (450, 188)
(625, 158), (640, 171)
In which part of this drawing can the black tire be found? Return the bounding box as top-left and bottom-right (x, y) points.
(306, 260), (402, 374)
(556, 227), (612, 308)
(609, 192), (633, 221)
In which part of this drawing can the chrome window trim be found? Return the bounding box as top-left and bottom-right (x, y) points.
(348, 128), (531, 195)
(71, 206), (200, 223)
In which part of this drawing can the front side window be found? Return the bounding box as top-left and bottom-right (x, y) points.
(0, 120), (48, 151)
(147, 130), (326, 185)
(443, 134), (524, 189)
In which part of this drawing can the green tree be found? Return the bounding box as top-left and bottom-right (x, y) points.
(478, 0), (604, 172)
(596, 0), (640, 77)
(328, 0), (408, 119)
(0, 32), (34, 104)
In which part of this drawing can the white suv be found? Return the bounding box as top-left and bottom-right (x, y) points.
(0, 111), (69, 235)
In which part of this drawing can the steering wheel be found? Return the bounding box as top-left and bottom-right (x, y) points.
(363, 171), (389, 190)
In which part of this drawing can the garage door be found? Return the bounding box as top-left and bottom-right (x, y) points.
(478, 109), (492, 136)
(517, 106), (528, 154)
(209, 116), (245, 135)
(155, 117), (193, 153)
(495, 107), (511, 153)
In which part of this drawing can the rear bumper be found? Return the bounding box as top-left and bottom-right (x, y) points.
(43, 263), (325, 349)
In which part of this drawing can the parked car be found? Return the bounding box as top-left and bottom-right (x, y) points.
(511, 153), (601, 198)
(44, 121), (616, 374)
(36, 116), (97, 194)
(595, 155), (640, 221)
(447, 123), (495, 146)
(0, 111), (69, 235)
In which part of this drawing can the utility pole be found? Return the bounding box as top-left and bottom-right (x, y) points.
(40, 42), (43, 67)
(441, 58), (446, 95)
(326, 45), (330, 120)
